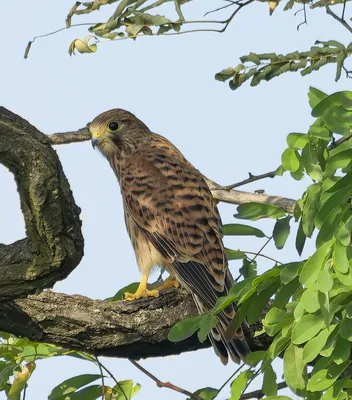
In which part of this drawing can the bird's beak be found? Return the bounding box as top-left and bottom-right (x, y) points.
(90, 130), (102, 149)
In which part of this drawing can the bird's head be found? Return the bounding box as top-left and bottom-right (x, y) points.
(88, 109), (150, 151)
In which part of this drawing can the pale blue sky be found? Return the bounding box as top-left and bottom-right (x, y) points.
(0, 1), (350, 399)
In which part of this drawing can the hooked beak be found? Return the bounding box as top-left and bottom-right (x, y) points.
(91, 136), (100, 149)
(89, 128), (103, 149)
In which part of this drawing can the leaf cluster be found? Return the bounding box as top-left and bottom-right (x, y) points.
(215, 41), (352, 90)
(169, 88), (352, 399)
(0, 334), (140, 400)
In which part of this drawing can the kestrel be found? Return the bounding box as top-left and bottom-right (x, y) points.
(89, 109), (250, 364)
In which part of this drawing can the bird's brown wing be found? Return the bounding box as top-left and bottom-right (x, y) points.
(120, 135), (249, 363)
(120, 136), (226, 289)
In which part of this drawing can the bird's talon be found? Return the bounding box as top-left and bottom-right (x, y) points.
(124, 289), (160, 301)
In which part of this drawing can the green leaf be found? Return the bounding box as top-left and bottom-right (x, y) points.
(230, 370), (254, 400)
(335, 50), (348, 81)
(65, 385), (103, 399)
(106, 282), (140, 301)
(332, 336), (350, 364)
(333, 239), (349, 274)
(302, 326), (333, 364)
(339, 318), (352, 341)
(225, 249), (246, 260)
(296, 220), (306, 256)
(48, 374), (103, 399)
(302, 183), (321, 237)
(312, 91), (352, 117)
(283, 344), (307, 396)
(247, 283), (280, 325)
(234, 203), (285, 221)
(112, 380), (141, 400)
(168, 315), (202, 342)
(327, 150), (352, 170)
(323, 108), (350, 136)
(308, 87), (328, 109)
(190, 387), (219, 400)
(307, 360), (350, 392)
(223, 223), (266, 237)
(300, 287), (319, 313)
(239, 258), (257, 278)
(263, 365), (277, 396)
(338, 216), (352, 246)
(197, 314), (217, 343)
(292, 314), (325, 345)
(273, 217), (291, 249)
(317, 269), (333, 293)
(213, 295), (236, 315)
(286, 133), (309, 150)
(309, 119), (332, 140)
(299, 240), (333, 287)
(0, 363), (16, 386)
(215, 68), (235, 82)
(281, 148), (300, 172)
(246, 351), (266, 366)
(273, 278), (300, 310)
(280, 262), (303, 284)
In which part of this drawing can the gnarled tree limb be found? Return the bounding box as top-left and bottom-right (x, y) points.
(0, 289), (270, 359)
(0, 107), (84, 297)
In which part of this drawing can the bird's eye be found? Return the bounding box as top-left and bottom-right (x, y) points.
(108, 121), (119, 132)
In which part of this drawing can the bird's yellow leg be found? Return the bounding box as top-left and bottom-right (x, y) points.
(153, 275), (180, 291)
(124, 273), (159, 301)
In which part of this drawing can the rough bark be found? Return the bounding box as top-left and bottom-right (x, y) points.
(0, 107), (84, 297)
(0, 107), (274, 359)
(0, 289), (270, 359)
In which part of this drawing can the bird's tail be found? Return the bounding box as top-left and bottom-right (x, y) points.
(192, 291), (250, 365)
(172, 260), (250, 365)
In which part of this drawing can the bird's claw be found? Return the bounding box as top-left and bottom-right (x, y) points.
(124, 289), (159, 301)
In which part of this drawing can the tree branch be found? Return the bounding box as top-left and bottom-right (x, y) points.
(0, 107), (84, 298)
(0, 289), (270, 358)
(325, 3), (352, 33)
(47, 131), (296, 214)
(220, 170), (277, 190)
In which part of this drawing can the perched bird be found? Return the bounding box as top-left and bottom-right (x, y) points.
(89, 109), (250, 364)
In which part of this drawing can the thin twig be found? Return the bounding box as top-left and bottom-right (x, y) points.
(219, 0), (255, 32)
(328, 132), (352, 149)
(221, 170), (277, 191)
(239, 381), (288, 399)
(246, 235), (281, 265)
(129, 359), (202, 400)
(95, 359), (127, 400)
(325, 3), (352, 33)
(218, 363), (245, 394)
(244, 250), (281, 264)
(342, 65), (352, 78)
(342, 0), (347, 20)
(204, 0), (236, 16)
(95, 356), (105, 400)
(296, 1), (308, 31)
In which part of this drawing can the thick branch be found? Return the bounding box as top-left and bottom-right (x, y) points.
(0, 107), (84, 297)
(0, 289), (270, 359)
(47, 130), (296, 213)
